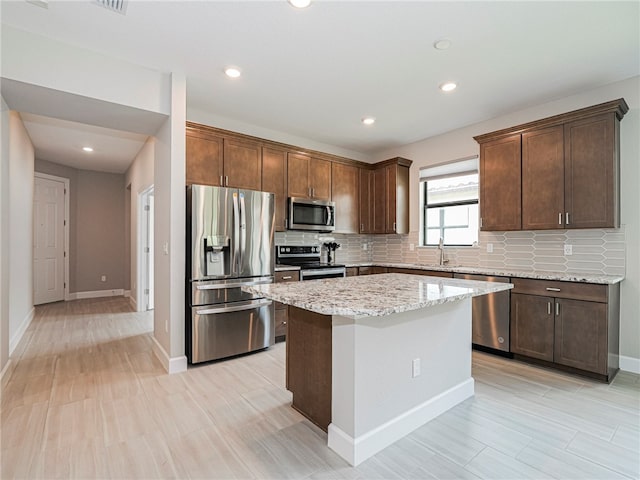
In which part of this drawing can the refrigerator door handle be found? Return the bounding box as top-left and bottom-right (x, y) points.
(196, 299), (272, 315)
(232, 192), (240, 274)
(240, 193), (247, 269)
(195, 277), (273, 290)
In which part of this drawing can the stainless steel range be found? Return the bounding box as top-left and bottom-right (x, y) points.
(276, 245), (346, 280)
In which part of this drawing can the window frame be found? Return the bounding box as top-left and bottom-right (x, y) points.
(419, 157), (479, 248)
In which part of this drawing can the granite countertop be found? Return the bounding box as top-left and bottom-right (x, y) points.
(344, 262), (623, 285)
(243, 273), (513, 317)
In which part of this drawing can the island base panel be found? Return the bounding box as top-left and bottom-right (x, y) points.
(287, 306), (332, 431)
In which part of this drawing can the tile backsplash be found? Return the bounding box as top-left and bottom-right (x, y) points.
(275, 226), (626, 276)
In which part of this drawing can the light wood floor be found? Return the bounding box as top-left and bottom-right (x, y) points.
(1, 297), (638, 479)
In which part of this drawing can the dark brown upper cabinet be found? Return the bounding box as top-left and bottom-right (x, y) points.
(287, 152), (331, 201)
(331, 162), (359, 234)
(475, 99), (628, 231)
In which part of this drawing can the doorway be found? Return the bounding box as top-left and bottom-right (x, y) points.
(33, 173), (69, 305)
(139, 186), (154, 311)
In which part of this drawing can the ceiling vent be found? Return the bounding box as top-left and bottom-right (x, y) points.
(94, 0), (128, 15)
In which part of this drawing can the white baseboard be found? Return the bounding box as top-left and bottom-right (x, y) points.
(68, 289), (125, 300)
(151, 335), (187, 374)
(9, 307), (35, 355)
(128, 295), (137, 311)
(124, 290), (131, 298)
(328, 378), (475, 466)
(619, 355), (640, 374)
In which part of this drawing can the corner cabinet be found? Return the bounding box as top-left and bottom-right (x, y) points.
(510, 277), (619, 382)
(475, 99), (628, 231)
(331, 162), (359, 234)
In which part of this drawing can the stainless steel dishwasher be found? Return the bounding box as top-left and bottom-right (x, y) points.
(453, 273), (510, 353)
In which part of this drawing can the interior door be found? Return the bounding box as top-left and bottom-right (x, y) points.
(33, 176), (65, 305)
(146, 192), (154, 310)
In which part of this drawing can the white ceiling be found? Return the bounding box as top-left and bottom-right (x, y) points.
(1, 0), (639, 172)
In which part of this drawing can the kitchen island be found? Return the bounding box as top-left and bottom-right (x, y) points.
(243, 273), (513, 466)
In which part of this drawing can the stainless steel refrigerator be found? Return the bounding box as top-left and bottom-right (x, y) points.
(186, 184), (275, 364)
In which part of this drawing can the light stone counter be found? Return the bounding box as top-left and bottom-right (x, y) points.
(244, 273), (513, 317)
(344, 262), (623, 284)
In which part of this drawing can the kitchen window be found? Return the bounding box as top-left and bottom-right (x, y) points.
(420, 157), (479, 247)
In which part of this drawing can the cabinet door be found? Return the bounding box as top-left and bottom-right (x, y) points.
(554, 298), (607, 374)
(372, 166), (387, 233)
(359, 168), (373, 233)
(392, 164), (410, 234)
(310, 158), (332, 200)
(223, 138), (262, 190)
(522, 126), (564, 230)
(479, 134), (522, 231)
(511, 293), (554, 361)
(186, 131), (223, 186)
(262, 147), (287, 231)
(331, 163), (359, 233)
(287, 152), (310, 198)
(564, 113), (617, 228)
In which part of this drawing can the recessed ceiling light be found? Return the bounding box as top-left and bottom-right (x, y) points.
(439, 82), (457, 92)
(224, 67), (241, 78)
(288, 0), (311, 8)
(434, 39), (452, 50)
(361, 117), (376, 126)
(82, 146), (94, 152)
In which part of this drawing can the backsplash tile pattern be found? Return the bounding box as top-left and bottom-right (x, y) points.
(276, 227), (626, 276)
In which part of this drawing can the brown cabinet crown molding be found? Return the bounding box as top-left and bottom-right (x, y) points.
(473, 98), (628, 144)
(187, 121), (372, 170)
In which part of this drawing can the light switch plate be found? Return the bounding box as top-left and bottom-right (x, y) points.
(564, 244), (573, 255)
(486, 243), (493, 253)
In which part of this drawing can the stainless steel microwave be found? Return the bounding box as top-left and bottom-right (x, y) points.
(288, 197), (335, 232)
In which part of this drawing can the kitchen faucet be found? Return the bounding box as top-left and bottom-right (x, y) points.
(438, 237), (449, 266)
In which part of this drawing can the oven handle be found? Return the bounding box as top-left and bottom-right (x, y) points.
(195, 277), (273, 290)
(196, 299), (272, 315)
(301, 268), (346, 279)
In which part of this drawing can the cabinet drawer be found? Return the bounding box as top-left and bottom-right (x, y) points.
(275, 270), (300, 283)
(511, 278), (607, 303)
(358, 266), (373, 275)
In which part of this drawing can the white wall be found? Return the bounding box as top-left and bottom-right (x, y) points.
(374, 76), (640, 369)
(152, 73), (186, 373)
(1, 25), (170, 116)
(125, 137), (155, 310)
(0, 97), (10, 375)
(8, 111), (35, 354)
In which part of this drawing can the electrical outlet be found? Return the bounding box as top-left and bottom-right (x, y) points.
(486, 243), (493, 253)
(564, 244), (573, 256)
(412, 358), (421, 378)
(409, 243), (415, 251)
(362, 243), (368, 251)
(101, 275), (107, 282)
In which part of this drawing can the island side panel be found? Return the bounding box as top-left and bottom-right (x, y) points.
(287, 306), (332, 431)
(329, 299), (475, 466)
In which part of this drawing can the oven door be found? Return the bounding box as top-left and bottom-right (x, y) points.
(300, 267), (346, 281)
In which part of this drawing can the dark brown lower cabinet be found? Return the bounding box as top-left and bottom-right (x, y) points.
(511, 294), (555, 362)
(387, 267), (453, 278)
(274, 270), (300, 342)
(510, 278), (619, 382)
(345, 267), (359, 277)
(554, 298), (607, 374)
(286, 306), (332, 431)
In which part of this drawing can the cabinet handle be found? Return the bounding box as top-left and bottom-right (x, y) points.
(547, 302), (551, 315)
(284, 219), (288, 229)
(565, 212), (570, 225)
(308, 187), (312, 197)
(282, 321), (287, 326)
(281, 275), (292, 280)
(361, 223), (364, 231)
(546, 287), (561, 292)
(311, 187), (315, 198)
(556, 302), (560, 316)
(393, 222), (396, 232)
(559, 213), (563, 225)
(220, 175), (224, 185)
(480, 217), (483, 228)
(225, 175), (229, 186)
